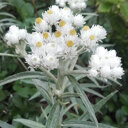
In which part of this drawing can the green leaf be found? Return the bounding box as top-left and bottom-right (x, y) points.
(120, 2), (128, 22)
(14, 119), (45, 128)
(120, 93), (128, 106)
(0, 71), (47, 87)
(46, 103), (60, 128)
(81, 87), (104, 98)
(63, 120), (116, 128)
(80, 91), (117, 120)
(62, 103), (77, 116)
(0, 120), (16, 128)
(68, 76), (98, 127)
(33, 79), (54, 104)
(98, 2), (113, 13)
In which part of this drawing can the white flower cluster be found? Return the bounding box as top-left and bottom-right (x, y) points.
(4, 5), (124, 80)
(56, 0), (87, 10)
(89, 47), (124, 79)
(4, 25), (27, 46)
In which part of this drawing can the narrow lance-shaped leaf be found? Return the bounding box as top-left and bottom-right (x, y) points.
(68, 75), (98, 127)
(0, 120), (16, 128)
(80, 91), (117, 121)
(14, 119), (45, 128)
(0, 71), (48, 87)
(63, 120), (116, 128)
(46, 103), (60, 128)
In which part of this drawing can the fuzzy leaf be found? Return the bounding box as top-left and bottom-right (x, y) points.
(0, 120), (16, 128)
(0, 71), (47, 87)
(63, 120), (116, 128)
(46, 103), (60, 128)
(14, 119), (45, 128)
(68, 76), (98, 127)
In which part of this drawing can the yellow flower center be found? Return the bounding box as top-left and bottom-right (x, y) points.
(89, 35), (95, 40)
(43, 32), (49, 39)
(70, 29), (76, 36)
(59, 20), (66, 27)
(54, 31), (62, 38)
(47, 10), (53, 14)
(36, 42), (42, 47)
(83, 25), (90, 31)
(66, 40), (74, 47)
(35, 17), (42, 24)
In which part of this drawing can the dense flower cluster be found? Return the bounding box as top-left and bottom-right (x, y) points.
(89, 47), (124, 79)
(4, 5), (124, 80)
(56, 0), (87, 10)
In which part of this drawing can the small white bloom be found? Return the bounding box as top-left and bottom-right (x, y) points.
(89, 46), (124, 79)
(89, 69), (98, 77)
(25, 54), (41, 68)
(43, 54), (59, 70)
(74, 14), (85, 27)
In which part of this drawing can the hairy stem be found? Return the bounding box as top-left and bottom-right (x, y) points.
(40, 67), (57, 84)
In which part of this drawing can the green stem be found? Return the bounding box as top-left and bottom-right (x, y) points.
(40, 67), (57, 84)
(0, 53), (21, 58)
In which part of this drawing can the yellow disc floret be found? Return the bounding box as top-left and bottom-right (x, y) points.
(35, 17), (42, 24)
(47, 10), (53, 14)
(43, 32), (49, 39)
(83, 25), (90, 31)
(36, 42), (42, 47)
(59, 20), (66, 27)
(89, 35), (95, 40)
(70, 29), (76, 36)
(54, 31), (62, 38)
(66, 40), (74, 47)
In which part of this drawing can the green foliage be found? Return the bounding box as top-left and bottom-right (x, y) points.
(0, 0), (127, 128)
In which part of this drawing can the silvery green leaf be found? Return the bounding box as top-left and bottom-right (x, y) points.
(39, 105), (51, 122)
(63, 120), (116, 128)
(0, 12), (15, 18)
(80, 83), (108, 89)
(80, 91), (117, 121)
(33, 79), (54, 104)
(14, 119), (45, 128)
(62, 103), (77, 116)
(29, 91), (40, 101)
(0, 120), (16, 128)
(68, 86), (79, 114)
(81, 87), (104, 98)
(68, 76), (98, 127)
(0, 71), (47, 87)
(46, 103), (60, 128)
(60, 92), (80, 99)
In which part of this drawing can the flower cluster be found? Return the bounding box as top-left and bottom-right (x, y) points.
(56, 0), (87, 10)
(4, 25), (27, 46)
(4, 5), (124, 80)
(89, 47), (124, 79)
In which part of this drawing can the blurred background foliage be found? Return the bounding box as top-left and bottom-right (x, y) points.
(0, 0), (128, 128)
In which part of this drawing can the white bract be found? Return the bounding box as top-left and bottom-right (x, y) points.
(4, 5), (124, 80)
(56, 0), (87, 10)
(89, 46), (124, 80)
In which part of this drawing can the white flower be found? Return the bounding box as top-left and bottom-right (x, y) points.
(43, 5), (61, 25)
(4, 25), (27, 46)
(34, 17), (49, 32)
(89, 69), (98, 77)
(81, 25), (107, 51)
(73, 14), (85, 27)
(89, 46), (124, 79)
(56, 0), (87, 10)
(91, 25), (107, 41)
(43, 54), (59, 70)
(25, 54), (41, 68)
